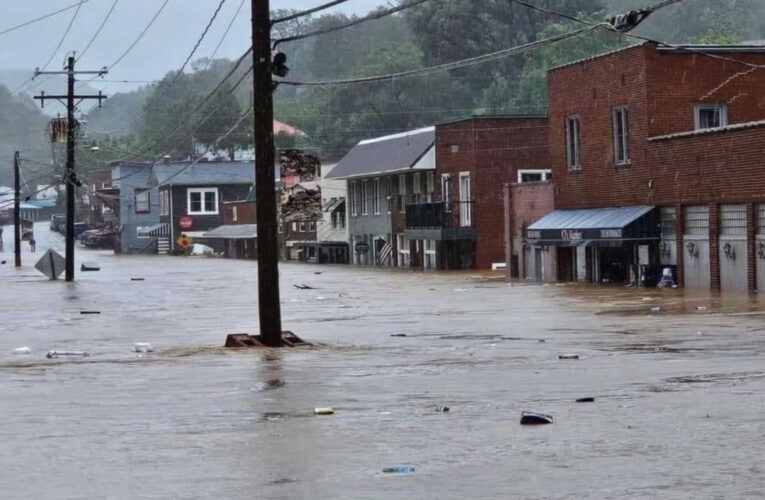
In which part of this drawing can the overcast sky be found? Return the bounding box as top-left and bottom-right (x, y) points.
(0, 0), (381, 93)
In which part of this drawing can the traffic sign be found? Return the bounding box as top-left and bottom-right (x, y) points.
(35, 249), (65, 280)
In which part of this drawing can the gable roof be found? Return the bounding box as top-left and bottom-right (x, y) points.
(326, 127), (435, 180)
(158, 161), (255, 186)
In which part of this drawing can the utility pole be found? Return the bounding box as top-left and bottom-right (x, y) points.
(252, 0), (282, 345)
(14, 151), (21, 268)
(34, 55), (106, 281)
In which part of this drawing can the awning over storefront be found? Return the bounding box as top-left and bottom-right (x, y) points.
(198, 224), (257, 240)
(526, 205), (659, 246)
(138, 223), (169, 237)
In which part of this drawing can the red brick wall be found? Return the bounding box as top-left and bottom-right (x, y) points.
(549, 43), (765, 209)
(511, 181), (554, 239)
(436, 116), (550, 269)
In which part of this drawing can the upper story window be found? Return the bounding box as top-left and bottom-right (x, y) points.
(612, 106), (630, 165)
(350, 181), (358, 216)
(159, 190), (169, 216)
(412, 172), (421, 195)
(361, 179), (368, 215)
(398, 173), (407, 213)
(187, 187), (218, 215)
(135, 189), (150, 214)
(695, 103), (727, 130)
(425, 171), (434, 202)
(565, 115), (581, 171)
(373, 178), (380, 215)
(518, 170), (552, 183)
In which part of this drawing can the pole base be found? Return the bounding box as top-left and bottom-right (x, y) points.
(224, 331), (310, 348)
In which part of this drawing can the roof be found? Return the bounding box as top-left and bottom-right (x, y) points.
(25, 199), (56, 208)
(326, 127), (435, 180)
(274, 120), (305, 136)
(658, 44), (765, 54)
(322, 197), (345, 212)
(549, 43), (646, 72)
(158, 162), (255, 186)
(529, 206), (655, 231)
(648, 119), (765, 142)
(436, 114), (548, 126)
(198, 224), (258, 239)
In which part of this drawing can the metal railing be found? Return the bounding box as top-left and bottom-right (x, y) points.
(405, 201), (475, 229)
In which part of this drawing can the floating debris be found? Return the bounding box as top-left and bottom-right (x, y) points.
(12, 346), (31, 355)
(134, 342), (154, 353)
(314, 407), (334, 415)
(435, 405), (450, 413)
(131, 278), (145, 281)
(46, 350), (89, 359)
(390, 333), (407, 338)
(559, 354), (580, 360)
(80, 262), (100, 272)
(650, 306), (662, 314)
(383, 466), (415, 474)
(80, 311), (101, 315)
(520, 411), (553, 425)
(575, 397), (595, 403)
(696, 306), (707, 311)
(293, 283), (315, 290)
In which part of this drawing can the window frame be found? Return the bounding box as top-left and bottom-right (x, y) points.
(412, 172), (421, 195)
(612, 106), (630, 165)
(159, 189), (169, 216)
(694, 103), (727, 130)
(373, 177), (381, 215)
(361, 179), (368, 215)
(565, 115), (581, 171)
(134, 189), (150, 214)
(187, 187), (219, 215)
(350, 181), (358, 216)
(398, 174), (407, 213)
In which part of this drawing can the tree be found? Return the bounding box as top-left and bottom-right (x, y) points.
(195, 83), (250, 160)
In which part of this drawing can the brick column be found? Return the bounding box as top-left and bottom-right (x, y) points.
(709, 203), (720, 291)
(675, 203), (684, 287)
(747, 202), (756, 292)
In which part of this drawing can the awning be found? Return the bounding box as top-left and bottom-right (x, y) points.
(526, 206), (659, 246)
(322, 197), (345, 213)
(197, 224), (257, 240)
(138, 223), (170, 237)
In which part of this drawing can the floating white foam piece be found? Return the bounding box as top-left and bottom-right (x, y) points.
(134, 343), (154, 353)
(12, 346), (31, 355)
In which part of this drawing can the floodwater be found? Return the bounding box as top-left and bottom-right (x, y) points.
(1, 224), (764, 499)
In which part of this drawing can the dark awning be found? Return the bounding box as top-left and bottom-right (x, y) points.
(526, 206), (659, 246)
(322, 197), (346, 213)
(138, 223), (169, 237)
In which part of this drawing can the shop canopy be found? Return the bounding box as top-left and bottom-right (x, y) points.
(526, 205), (659, 246)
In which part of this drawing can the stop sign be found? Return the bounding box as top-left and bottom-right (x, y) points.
(179, 215), (193, 230)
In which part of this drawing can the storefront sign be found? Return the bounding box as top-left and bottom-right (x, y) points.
(527, 227), (634, 243)
(179, 215), (193, 230)
(601, 229), (622, 238)
(355, 241), (369, 254)
(561, 229), (583, 241)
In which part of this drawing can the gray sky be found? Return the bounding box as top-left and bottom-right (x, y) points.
(0, 0), (381, 93)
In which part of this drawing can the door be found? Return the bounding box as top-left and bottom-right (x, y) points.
(459, 172), (471, 227)
(534, 248), (543, 282)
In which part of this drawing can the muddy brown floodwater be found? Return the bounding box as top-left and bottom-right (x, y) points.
(1, 224), (764, 499)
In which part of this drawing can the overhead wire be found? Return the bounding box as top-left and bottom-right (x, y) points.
(169, 0), (227, 86)
(278, 23), (605, 86)
(209, 0), (246, 61)
(0, 0), (94, 37)
(40, 0), (85, 71)
(76, 0), (120, 62)
(272, 0), (351, 24)
(273, 0), (434, 46)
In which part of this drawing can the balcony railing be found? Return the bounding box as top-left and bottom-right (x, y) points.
(405, 201), (475, 229)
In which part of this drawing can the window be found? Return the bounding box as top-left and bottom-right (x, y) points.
(720, 204), (746, 236)
(397, 234), (410, 268)
(565, 115), (581, 170)
(373, 178), (380, 214)
(398, 174), (406, 213)
(660, 207), (676, 238)
(187, 187), (218, 215)
(441, 174), (451, 211)
(299, 221), (306, 232)
(159, 190), (169, 216)
(135, 189), (149, 214)
(232, 206), (238, 222)
(413, 172), (421, 195)
(386, 178), (392, 214)
(695, 103), (727, 130)
(518, 170), (552, 183)
(332, 211), (338, 229)
(426, 171), (434, 202)
(349, 181), (357, 216)
(684, 205), (709, 236)
(612, 106), (630, 164)
(361, 179), (368, 215)
(308, 221), (316, 232)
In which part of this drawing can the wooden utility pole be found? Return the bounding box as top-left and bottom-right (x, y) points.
(34, 56), (106, 281)
(14, 151), (21, 267)
(252, 0), (282, 345)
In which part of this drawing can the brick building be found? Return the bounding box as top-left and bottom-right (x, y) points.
(407, 116), (550, 270)
(527, 42), (765, 291)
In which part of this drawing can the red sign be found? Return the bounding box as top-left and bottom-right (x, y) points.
(178, 215), (193, 230)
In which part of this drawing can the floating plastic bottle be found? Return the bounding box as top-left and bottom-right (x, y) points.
(46, 350), (90, 359)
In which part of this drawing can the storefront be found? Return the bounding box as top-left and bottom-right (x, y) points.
(526, 206), (661, 285)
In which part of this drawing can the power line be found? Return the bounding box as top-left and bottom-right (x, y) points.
(279, 23), (604, 86)
(0, 0), (94, 37)
(273, 0), (434, 46)
(272, 0), (351, 24)
(209, 0), (246, 61)
(40, 0), (85, 71)
(108, 0), (171, 70)
(77, 0), (120, 62)
(170, 0), (227, 86)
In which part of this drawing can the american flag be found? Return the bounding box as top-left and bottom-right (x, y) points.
(376, 242), (393, 266)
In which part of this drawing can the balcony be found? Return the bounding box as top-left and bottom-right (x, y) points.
(405, 201), (476, 241)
